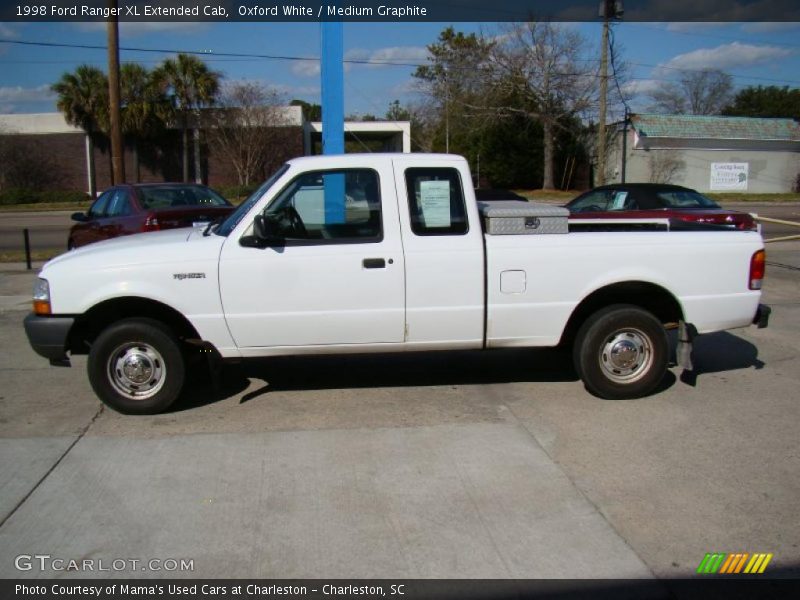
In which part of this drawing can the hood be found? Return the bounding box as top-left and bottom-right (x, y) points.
(42, 227), (224, 275)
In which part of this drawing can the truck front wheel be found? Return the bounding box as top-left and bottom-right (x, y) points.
(574, 305), (669, 400)
(87, 318), (185, 414)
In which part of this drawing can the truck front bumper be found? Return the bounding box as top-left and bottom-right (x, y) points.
(754, 304), (771, 329)
(23, 313), (74, 366)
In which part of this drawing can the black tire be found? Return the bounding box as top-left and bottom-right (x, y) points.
(573, 304), (669, 400)
(87, 318), (185, 414)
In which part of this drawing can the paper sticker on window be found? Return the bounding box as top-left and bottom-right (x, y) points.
(419, 180), (451, 227)
(610, 191), (628, 210)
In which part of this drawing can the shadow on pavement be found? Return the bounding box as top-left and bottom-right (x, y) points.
(673, 331), (765, 388)
(173, 331), (765, 412)
(173, 347), (579, 411)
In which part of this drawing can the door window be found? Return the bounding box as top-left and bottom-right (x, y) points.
(262, 169), (382, 244)
(404, 168), (468, 236)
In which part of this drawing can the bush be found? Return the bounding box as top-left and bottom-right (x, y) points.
(0, 189), (90, 206)
(216, 183), (261, 204)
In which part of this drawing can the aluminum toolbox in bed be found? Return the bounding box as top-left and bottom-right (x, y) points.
(478, 200), (569, 235)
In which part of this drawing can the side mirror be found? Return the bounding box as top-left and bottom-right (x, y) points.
(241, 214), (284, 248)
(71, 212), (89, 223)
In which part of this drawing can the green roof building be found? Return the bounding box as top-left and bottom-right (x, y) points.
(604, 114), (800, 193)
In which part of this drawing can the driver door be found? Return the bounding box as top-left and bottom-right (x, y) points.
(218, 166), (406, 349)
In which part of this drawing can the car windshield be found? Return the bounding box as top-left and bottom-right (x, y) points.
(138, 185), (230, 209)
(214, 164), (290, 237)
(656, 190), (720, 209)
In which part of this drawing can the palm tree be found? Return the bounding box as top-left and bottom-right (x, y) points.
(120, 63), (172, 182)
(51, 65), (109, 197)
(154, 54), (220, 183)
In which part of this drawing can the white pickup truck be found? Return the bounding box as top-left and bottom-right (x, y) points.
(24, 154), (769, 414)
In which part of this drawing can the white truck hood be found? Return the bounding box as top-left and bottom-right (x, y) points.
(43, 228), (222, 274)
(40, 228), (227, 315)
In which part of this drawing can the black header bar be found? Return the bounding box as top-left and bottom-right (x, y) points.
(3, 0), (800, 23)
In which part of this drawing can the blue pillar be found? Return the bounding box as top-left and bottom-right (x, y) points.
(321, 21), (345, 223)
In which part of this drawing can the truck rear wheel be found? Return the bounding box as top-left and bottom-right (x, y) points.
(574, 304), (668, 400)
(87, 318), (185, 414)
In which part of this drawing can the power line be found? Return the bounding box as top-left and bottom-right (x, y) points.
(4, 35), (799, 87)
(3, 35), (800, 93)
(634, 23), (800, 50)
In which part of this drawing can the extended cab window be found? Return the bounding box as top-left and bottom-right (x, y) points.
(405, 168), (468, 236)
(262, 169), (382, 243)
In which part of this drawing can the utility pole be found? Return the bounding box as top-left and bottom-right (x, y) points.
(596, 0), (610, 187)
(107, 0), (125, 184)
(597, 0), (623, 187)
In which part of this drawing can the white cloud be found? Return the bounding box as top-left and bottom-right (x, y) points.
(290, 46), (427, 79)
(0, 84), (55, 103)
(0, 23), (19, 38)
(665, 22), (730, 33)
(622, 79), (661, 97)
(658, 42), (793, 75)
(291, 60), (321, 78)
(741, 22), (800, 33)
(358, 46), (428, 68)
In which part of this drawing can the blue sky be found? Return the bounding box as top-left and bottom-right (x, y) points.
(0, 20), (799, 119)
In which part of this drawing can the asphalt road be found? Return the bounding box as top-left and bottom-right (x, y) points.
(1, 203), (799, 252)
(0, 243), (798, 583)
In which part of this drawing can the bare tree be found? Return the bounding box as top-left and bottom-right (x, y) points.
(492, 22), (597, 189)
(648, 69), (733, 115)
(206, 82), (288, 187)
(648, 150), (685, 184)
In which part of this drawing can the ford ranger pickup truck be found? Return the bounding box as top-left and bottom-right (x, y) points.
(24, 154), (770, 414)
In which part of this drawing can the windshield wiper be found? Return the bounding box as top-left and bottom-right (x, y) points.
(203, 216), (226, 237)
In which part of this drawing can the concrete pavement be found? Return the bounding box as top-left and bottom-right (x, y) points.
(0, 245), (798, 580)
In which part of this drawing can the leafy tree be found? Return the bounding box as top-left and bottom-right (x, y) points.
(154, 54), (220, 183)
(413, 27), (496, 156)
(51, 65), (109, 197)
(386, 100), (411, 121)
(722, 85), (800, 120)
(648, 69), (733, 115)
(290, 99), (322, 121)
(492, 22), (597, 189)
(120, 63), (172, 182)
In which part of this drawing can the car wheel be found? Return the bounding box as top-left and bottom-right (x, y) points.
(87, 318), (185, 414)
(574, 304), (668, 400)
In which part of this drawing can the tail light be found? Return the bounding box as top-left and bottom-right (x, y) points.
(142, 213), (160, 232)
(749, 250), (766, 290)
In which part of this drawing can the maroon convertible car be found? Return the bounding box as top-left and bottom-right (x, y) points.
(566, 183), (756, 231)
(69, 183), (234, 249)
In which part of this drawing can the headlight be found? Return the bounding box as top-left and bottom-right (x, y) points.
(32, 278), (51, 315)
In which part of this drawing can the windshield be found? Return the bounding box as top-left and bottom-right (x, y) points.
(138, 185), (230, 209)
(656, 190), (720, 209)
(214, 164), (290, 237)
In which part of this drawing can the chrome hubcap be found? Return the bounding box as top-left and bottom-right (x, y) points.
(599, 328), (653, 383)
(108, 343), (166, 400)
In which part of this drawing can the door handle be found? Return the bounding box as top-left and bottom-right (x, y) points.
(362, 258), (386, 269)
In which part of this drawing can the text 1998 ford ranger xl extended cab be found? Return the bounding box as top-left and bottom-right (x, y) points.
(24, 154), (770, 413)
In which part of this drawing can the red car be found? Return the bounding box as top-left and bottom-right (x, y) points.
(69, 183), (234, 249)
(566, 183), (756, 230)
